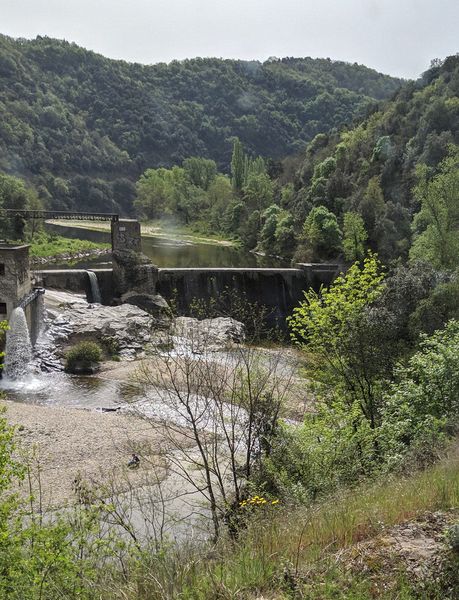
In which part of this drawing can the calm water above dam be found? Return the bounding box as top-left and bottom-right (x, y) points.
(44, 223), (289, 269)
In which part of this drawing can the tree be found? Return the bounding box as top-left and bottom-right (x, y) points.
(410, 148), (459, 270)
(289, 254), (387, 430)
(134, 326), (293, 540)
(274, 211), (296, 258)
(183, 157), (217, 190)
(135, 166), (189, 219)
(343, 212), (367, 261)
(381, 319), (459, 461)
(258, 205), (281, 253)
(299, 205), (342, 260)
(242, 172), (273, 212)
(359, 176), (386, 248)
(231, 138), (245, 193)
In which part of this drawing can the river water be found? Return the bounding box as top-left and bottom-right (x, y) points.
(44, 223), (289, 269)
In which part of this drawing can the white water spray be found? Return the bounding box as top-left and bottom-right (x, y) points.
(3, 307), (33, 380)
(87, 271), (101, 303)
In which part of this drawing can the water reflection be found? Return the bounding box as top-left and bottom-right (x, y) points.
(43, 224), (289, 269)
(1, 372), (139, 410)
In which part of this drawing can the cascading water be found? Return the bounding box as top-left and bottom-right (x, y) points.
(3, 307), (33, 380)
(87, 271), (101, 303)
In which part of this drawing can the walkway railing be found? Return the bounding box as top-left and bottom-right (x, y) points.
(18, 288), (45, 309)
(2, 210), (119, 222)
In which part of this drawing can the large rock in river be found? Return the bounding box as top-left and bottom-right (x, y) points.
(41, 303), (157, 363)
(172, 316), (245, 353)
(120, 291), (171, 328)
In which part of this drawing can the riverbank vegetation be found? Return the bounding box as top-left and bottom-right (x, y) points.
(2, 247), (459, 596)
(28, 231), (109, 259)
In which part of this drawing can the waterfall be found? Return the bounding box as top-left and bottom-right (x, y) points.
(87, 271), (101, 303)
(3, 307), (33, 380)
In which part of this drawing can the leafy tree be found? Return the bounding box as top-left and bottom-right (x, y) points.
(274, 211), (296, 258)
(410, 148), (459, 269)
(183, 157), (217, 190)
(381, 319), (459, 462)
(289, 254), (387, 429)
(359, 176), (386, 247)
(343, 212), (367, 261)
(231, 138), (245, 193)
(242, 172), (273, 212)
(258, 205), (281, 253)
(298, 205), (342, 261)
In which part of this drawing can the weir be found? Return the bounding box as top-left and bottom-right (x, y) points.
(4, 212), (340, 326)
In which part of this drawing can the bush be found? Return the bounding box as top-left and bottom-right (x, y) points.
(65, 341), (103, 373)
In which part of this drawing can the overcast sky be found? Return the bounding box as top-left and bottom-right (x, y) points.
(1, 0), (458, 79)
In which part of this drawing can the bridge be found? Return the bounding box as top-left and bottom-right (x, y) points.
(2, 209), (119, 222)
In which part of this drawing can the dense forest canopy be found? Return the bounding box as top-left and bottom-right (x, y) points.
(0, 34), (401, 213)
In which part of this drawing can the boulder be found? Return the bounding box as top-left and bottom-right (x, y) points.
(172, 316), (245, 353)
(121, 291), (171, 328)
(36, 303), (156, 368)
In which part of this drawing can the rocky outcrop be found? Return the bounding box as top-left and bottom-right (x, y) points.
(121, 291), (171, 328)
(35, 295), (246, 370)
(172, 316), (245, 353)
(36, 303), (159, 369)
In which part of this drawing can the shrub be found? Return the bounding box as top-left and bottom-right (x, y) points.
(65, 341), (103, 373)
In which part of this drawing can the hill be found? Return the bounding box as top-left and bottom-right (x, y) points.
(273, 54), (459, 265)
(0, 34), (401, 212)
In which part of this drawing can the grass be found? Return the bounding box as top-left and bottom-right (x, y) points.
(100, 446), (459, 599)
(28, 233), (109, 258)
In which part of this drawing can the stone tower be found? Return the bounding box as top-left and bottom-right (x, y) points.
(0, 244), (31, 321)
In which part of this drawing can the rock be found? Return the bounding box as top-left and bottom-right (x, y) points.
(121, 291), (171, 328)
(65, 361), (100, 375)
(172, 316), (245, 353)
(35, 303), (156, 369)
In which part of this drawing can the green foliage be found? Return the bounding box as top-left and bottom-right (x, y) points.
(410, 148), (459, 269)
(28, 231), (109, 258)
(409, 276), (459, 336)
(0, 321), (7, 369)
(289, 254), (387, 429)
(297, 205), (342, 260)
(288, 56), (459, 263)
(65, 341), (103, 372)
(380, 319), (459, 464)
(231, 137), (245, 193)
(0, 35), (400, 214)
(343, 211), (368, 261)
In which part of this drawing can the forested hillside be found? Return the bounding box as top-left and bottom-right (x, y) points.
(275, 55), (459, 265)
(132, 56), (459, 268)
(0, 34), (401, 212)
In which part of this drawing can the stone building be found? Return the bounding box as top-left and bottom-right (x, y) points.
(0, 244), (31, 321)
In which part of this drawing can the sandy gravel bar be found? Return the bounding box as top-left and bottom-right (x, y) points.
(3, 400), (166, 507)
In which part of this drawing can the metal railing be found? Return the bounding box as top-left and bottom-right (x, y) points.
(2, 210), (119, 222)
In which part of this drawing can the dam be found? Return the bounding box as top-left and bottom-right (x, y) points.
(1, 212), (340, 335)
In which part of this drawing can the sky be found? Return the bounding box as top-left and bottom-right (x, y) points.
(1, 0), (458, 79)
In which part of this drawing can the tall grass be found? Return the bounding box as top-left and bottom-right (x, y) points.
(99, 448), (459, 599)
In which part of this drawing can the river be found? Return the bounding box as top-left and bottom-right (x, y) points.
(44, 223), (289, 269)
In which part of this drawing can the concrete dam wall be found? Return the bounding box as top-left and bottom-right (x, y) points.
(156, 267), (337, 324)
(34, 264), (339, 323)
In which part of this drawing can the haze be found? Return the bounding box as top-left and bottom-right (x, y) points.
(1, 0), (458, 79)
